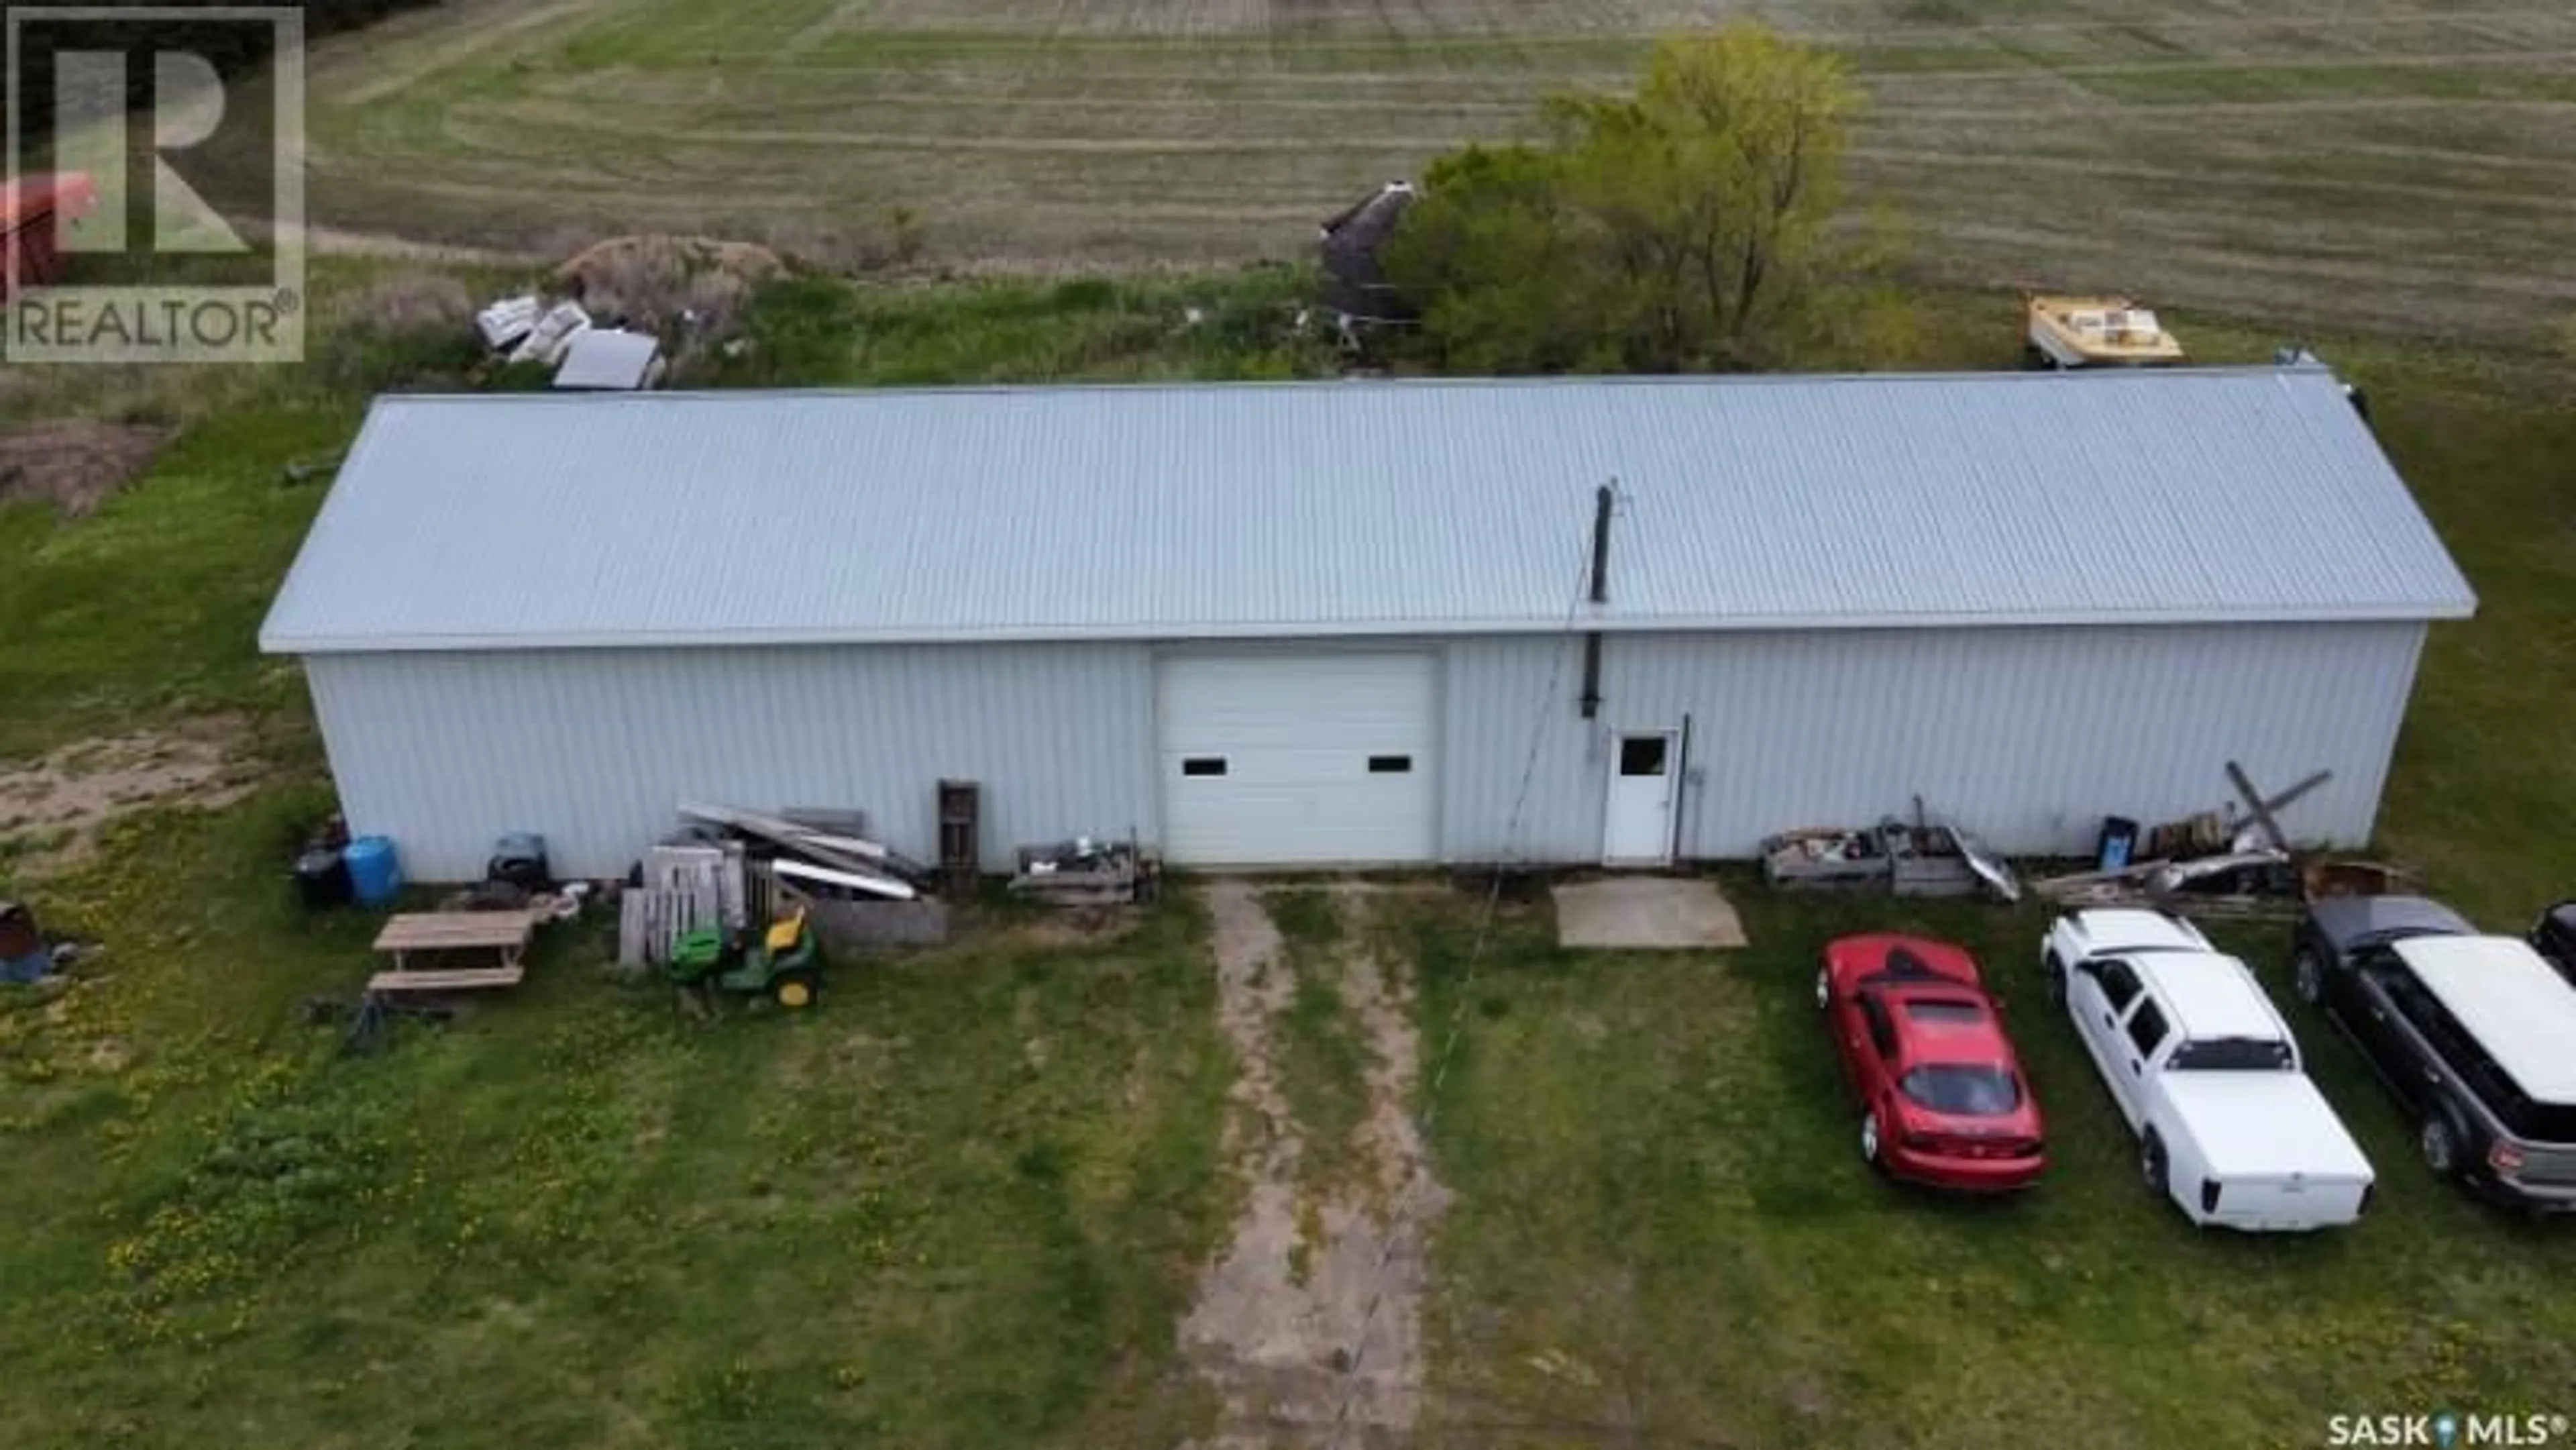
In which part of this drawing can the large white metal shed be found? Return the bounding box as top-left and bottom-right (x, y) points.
(258, 368), (2476, 882)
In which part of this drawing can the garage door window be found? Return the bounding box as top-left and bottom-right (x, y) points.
(1182, 758), (1228, 778)
(1368, 755), (1412, 774)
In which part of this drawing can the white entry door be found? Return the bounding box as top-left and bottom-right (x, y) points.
(1156, 652), (1438, 867)
(1602, 731), (1678, 867)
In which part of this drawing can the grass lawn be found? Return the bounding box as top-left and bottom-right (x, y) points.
(1264, 886), (1377, 1210)
(1397, 888), (2576, 1449)
(0, 802), (1236, 1449)
(1, 262), (2572, 1447)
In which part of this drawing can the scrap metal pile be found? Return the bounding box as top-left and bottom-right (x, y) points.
(2026, 762), (2414, 922)
(1761, 796), (2021, 904)
(1008, 833), (1161, 908)
(473, 294), (665, 391)
(619, 802), (943, 969)
(1756, 766), (2422, 924)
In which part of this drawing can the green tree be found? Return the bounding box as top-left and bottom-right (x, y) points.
(1379, 143), (1621, 374)
(1386, 22), (1882, 372)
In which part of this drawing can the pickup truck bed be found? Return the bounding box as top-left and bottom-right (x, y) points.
(2163, 1074), (2374, 1180)
(2160, 1074), (2373, 1229)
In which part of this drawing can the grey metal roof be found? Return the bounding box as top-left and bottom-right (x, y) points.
(257, 368), (2477, 654)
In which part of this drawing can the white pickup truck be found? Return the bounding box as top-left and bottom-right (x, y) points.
(2041, 909), (2375, 1231)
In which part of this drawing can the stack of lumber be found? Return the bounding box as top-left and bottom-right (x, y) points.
(674, 802), (934, 902)
(2027, 857), (2304, 923)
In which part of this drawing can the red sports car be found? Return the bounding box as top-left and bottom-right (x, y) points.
(1815, 933), (2046, 1192)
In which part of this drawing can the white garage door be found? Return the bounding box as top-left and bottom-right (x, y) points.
(1157, 652), (1438, 867)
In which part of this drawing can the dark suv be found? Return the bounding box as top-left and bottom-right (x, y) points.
(2532, 900), (2576, 987)
(2290, 896), (2576, 1212)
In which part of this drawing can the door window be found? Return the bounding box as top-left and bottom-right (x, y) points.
(1617, 735), (1668, 777)
(2096, 960), (2144, 1013)
(2125, 998), (2171, 1059)
(2355, 947), (2404, 990)
(1858, 994), (1900, 1061)
(2380, 971), (2457, 1052)
(2383, 971), (2526, 1118)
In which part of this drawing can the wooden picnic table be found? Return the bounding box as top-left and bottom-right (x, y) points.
(368, 909), (545, 994)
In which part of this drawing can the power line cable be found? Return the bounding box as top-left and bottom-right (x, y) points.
(1323, 505), (1611, 1449)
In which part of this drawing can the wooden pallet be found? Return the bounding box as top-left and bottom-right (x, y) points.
(643, 843), (741, 930)
(619, 886), (711, 968)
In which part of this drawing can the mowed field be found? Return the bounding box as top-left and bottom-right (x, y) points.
(293, 0), (2576, 344)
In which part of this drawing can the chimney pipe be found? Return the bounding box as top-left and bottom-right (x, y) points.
(1579, 482), (1613, 719)
(1589, 482), (1613, 604)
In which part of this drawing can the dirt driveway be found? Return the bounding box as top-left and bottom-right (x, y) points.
(1181, 880), (1450, 1447)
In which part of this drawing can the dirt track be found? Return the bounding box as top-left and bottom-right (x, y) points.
(281, 0), (2576, 344)
(1183, 881), (1447, 1447)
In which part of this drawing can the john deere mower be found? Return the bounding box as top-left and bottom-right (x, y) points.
(665, 909), (824, 1010)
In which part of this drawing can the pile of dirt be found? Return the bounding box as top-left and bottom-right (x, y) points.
(0, 423), (170, 519)
(554, 234), (786, 338)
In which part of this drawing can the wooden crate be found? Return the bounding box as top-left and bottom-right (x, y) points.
(1760, 829), (1891, 891)
(2302, 860), (2419, 902)
(1008, 840), (1161, 907)
(1880, 823), (1978, 898)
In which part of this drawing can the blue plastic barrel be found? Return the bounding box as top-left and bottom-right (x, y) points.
(2096, 817), (2139, 873)
(343, 835), (403, 906)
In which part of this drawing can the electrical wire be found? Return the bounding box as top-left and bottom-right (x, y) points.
(1322, 517), (1609, 1449)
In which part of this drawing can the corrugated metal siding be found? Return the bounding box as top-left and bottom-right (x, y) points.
(258, 370), (2474, 654)
(303, 620), (2432, 880)
(304, 643), (1155, 881)
(1440, 621), (2430, 861)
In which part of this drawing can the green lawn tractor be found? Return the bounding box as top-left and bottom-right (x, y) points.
(665, 909), (824, 1011)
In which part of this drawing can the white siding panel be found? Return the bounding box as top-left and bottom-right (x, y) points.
(303, 643), (1155, 881)
(1437, 635), (1602, 864)
(1440, 621), (2432, 862)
